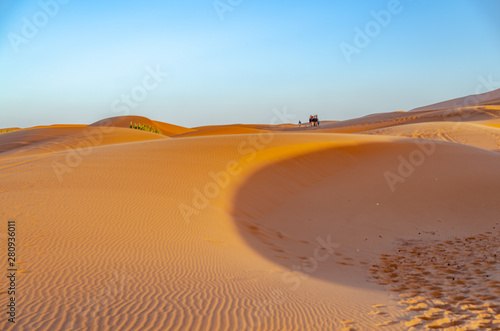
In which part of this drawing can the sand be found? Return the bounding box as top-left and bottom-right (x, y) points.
(1, 100), (500, 330)
(411, 88), (500, 112)
(362, 121), (500, 151)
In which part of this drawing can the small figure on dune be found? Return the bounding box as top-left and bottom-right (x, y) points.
(299, 120), (302, 128)
(309, 115), (319, 127)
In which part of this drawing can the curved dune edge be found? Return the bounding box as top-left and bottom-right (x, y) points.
(217, 134), (500, 330)
(203, 134), (422, 330)
(215, 137), (386, 217)
(1, 130), (499, 330)
(0, 133), (411, 331)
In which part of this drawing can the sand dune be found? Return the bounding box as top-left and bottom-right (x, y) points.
(191, 123), (299, 132)
(1, 105), (500, 330)
(278, 106), (500, 134)
(0, 127), (21, 132)
(2, 133), (406, 330)
(476, 118), (500, 129)
(90, 115), (195, 136)
(0, 127), (85, 155)
(0, 126), (168, 159)
(363, 121), (500, 151)
(411, 88), (500, 112)
(174, 125), (272, 138)
(228, 135), (500, 281)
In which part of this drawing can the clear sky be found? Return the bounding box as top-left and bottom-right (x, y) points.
(1, 0), (500, 128)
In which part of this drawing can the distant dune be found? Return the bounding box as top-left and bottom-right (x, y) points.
(411, 88), (500, 112)
(174, 125), (271, 138)
(0, 126), (168, 158)
(90, 115), (195, 136)
(1, 91), (500, 330)
(476, 118), (500, 128)
(285, 105), (500, 134)
(362, 121), (500, 151)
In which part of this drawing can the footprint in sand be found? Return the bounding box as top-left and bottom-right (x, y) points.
(372, 304), (386, 309)
(341, 320), (355, 325)
(369, 230), (500, 330)
(368, 311), (387, 316)
(341, 319), (357, 330)
(337, 262), (355, 266)
(247, 225), (260, 232)
(376, 320), (398, 327)
(405, 318), (423, 328)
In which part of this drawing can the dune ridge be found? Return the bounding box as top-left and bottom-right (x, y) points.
(90, 115), (195, 136)
(271, 106), (500, 135)
(362, 121), (500, 151)
(411, 88), (500, 112)
(0, 126), (168, 159)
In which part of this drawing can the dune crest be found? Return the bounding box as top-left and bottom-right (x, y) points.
(363, 121), (500, 151)
(90, 115), (195, 136)
(411, 88), (500, 112)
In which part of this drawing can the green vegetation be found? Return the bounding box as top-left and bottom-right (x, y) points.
(129, 122), (163, 135)
(0, 128), (14, 134)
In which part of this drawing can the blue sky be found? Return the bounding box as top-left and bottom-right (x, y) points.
(1, 0), (499, 128)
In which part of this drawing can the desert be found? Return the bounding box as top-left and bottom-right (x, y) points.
(1, 89), (500, 330)
(2, 2), (500, 330)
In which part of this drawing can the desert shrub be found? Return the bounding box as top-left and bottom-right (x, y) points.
(129, 122), (163, 135)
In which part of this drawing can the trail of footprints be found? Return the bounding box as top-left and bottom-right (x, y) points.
(240, 220), (355, 266)
(241, 220), (500, 329)
(370, 231), (500, 330)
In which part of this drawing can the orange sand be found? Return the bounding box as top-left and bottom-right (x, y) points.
(1, 95), (500, 330)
